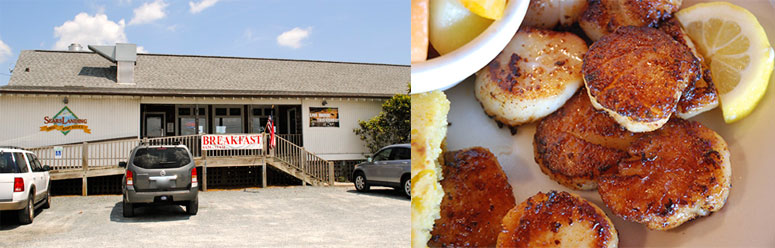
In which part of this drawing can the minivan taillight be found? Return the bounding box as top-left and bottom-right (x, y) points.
(191, 168), (198, 188)
(13, 177), (24, 192)
(126, 170), (133, 186)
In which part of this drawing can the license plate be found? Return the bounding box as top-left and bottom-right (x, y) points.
(160, 196), (168, 201)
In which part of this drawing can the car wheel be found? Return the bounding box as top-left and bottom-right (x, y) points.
(18, 192), (34, 224)
(186, 197), (199, 215)
(354, 173), (370, 192)
(42, 188), (51, 209)
(122, 196), (134, 217)
(402, 177), (411, 198)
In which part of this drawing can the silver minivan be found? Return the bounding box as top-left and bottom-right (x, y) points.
(352, 144), (410, 198)
(119, 144), (198, 217)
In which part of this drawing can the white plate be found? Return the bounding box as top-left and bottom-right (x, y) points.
(443, 0), (775, 246)
(410, 0), (529, 94)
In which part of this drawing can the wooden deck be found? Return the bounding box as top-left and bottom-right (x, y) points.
(34, 134), (333, 195)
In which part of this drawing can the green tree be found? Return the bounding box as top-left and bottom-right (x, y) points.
(354, 93), (410, 154)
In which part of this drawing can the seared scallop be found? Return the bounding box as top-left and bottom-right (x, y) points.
(497, 191), (618, 248)
(580, 0), (682, 41)
(523, 0), (588, 29)
(428, 147), (516, 247)
(658, 17), (719, 119)
(597, 118), (731, 230)
(476, 27), (588, 130)
(534, 89), (640, 190)
(583, 26), (700, 132)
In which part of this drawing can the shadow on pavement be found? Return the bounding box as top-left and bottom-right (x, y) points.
(346, 187), (409, 201)
(109, 202), (191, 223)
(0, 206), (46, 230)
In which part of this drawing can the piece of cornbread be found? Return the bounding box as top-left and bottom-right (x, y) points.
(410, 90), (450, 248)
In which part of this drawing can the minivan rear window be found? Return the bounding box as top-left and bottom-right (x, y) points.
(132, 147), (192, 169)
(0, 153), (21, 173)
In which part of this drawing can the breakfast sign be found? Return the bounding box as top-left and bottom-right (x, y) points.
(201, 134), (263, 150)
(40, 106), (91, 135)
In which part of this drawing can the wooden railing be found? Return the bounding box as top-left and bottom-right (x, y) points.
(273, 135), (333, 184)
(278, 134), (302, 147)
(27, 133), (333, 185)
(28, 138), (139, 171)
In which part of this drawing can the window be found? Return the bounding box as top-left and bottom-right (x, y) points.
(177, 106), (207, 135)
(132, 147), (192, 169)
(26, 153), (42, 172)
(373, 148), (392, 162)
(393, 148), (410, 160)
(14, 153), (29, 173)
(0, 153), (19, 173)
(214, 106), (243, 134)
(178, 108), (191, 116)
(250, 106), (274, 133)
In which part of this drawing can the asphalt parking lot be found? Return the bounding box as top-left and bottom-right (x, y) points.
(0, 186), (408, 247)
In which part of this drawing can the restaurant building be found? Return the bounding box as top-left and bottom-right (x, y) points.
(0, 43), (408, 164)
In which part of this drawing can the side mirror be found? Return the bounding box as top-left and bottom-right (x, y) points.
(119, 161), (127, 168)
(367, 157), (373, 163)
(43, 165), (51, 171)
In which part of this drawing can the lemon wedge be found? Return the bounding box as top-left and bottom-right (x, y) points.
(676, 2), (774, 123)
(460, 0), (506, 20)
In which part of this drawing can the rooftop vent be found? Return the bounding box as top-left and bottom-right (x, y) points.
(88, 43), (137, 85)
(68, 43), (83, 51)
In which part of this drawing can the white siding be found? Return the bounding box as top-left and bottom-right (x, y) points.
(0, 94), (140, 148)
(301, 98), (384, 160)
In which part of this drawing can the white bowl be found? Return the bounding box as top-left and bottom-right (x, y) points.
(410, 0), (530, 94)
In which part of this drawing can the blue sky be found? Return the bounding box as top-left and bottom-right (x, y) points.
(0, 0), (408, 85)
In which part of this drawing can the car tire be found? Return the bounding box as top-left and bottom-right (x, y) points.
(401, 177), (411, 199)
(42, 187), (51, 209)
(186, 197), (199, 215)
(123, 196), (134, 218)
(18, 192), (34, 224)
(354, 172), (370, 192)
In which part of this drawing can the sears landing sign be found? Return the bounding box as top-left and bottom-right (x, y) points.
(40, 106), (91, 135)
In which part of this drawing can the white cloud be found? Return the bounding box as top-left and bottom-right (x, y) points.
(276, 27), (311, 49)
(129, 0), (168, 25)
(53, 13), (128, 50)
(53, 13), (147, 54)
(0, 38), (11, 63)
(189, 0), (219, 14)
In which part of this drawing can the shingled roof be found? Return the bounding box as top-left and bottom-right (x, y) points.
(2, 50), (409, 98)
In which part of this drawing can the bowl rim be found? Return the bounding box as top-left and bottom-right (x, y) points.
(410, 0), (530, 94)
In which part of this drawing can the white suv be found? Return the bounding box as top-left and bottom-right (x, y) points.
(0, 147), (52, 224)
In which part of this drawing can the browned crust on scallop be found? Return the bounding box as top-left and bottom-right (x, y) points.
(676, 72), (718, 116)
(618, 0), (681, 28)
(580, 0), (681, 39)
(534, 90), (638, 190)
(428, 147), (516, 247)
(583, 26), (700, 124)
(597, 118), (730, 230)
(497, 191), (618, 248)
(658, 17), (719, 116)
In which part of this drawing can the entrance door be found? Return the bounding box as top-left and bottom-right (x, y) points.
(145, 113), (165, 137)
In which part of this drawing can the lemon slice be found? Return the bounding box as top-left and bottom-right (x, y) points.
(676, 2), (774, 123)
(460, 0), (506, 20)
